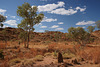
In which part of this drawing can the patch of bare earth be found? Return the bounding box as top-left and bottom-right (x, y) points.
(34, 56), (57, 67)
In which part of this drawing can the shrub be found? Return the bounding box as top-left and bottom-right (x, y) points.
(21, 59), (35, 67)
(9, 58), (22, 66)
(63, 53), (75, 59)
(34, 55), (44, 61)
(44, 52), (52, 56)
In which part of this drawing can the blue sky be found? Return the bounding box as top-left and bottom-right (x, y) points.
(0, 0), (100, 32)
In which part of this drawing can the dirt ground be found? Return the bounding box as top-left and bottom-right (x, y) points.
(33, 56), (100, 67)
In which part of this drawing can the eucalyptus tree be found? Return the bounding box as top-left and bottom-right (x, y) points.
(0, 14), (6, 27)
(17, 2), (44, 48)
(95, 21), (100, 30)
(87, 26), (95, 33)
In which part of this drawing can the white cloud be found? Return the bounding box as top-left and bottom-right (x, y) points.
(76, 6), (86, 12)
(40, 26), (47, 28)
(76, 21), (95, 25)
(82, 26), (85, 28)
(4, 20), (17, 27)
(36, 30), (44, 32)
(50, 8), (77, 15)
(38, 1), (65, 12)
(10, 16), (16, 19)
(0, 9), (7, 15)
(35, 23), (42, 27)
(55, 28), (64, 30)
(2, 25), (9, 28)
(50, 25), (59, 28)
(37, 1), (86, 15)
(5, 16), (8, 18)
(76, 26), (85, 28)
(58, 22), (64, 24)
(42, 16), (57, 22)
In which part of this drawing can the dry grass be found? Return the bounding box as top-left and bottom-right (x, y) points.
(78, 46), (100, 64)
(34, 55), (44, 61)
(63, 53), (75, 59)
(0, 42), (6, 49)
(21, 59), (35, 66)
(9, 58), (22, 66)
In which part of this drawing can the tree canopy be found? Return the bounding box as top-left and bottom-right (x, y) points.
(0, 14), (6, 27)
(95, 21), (100, 30)
(87, 26), (95, 33)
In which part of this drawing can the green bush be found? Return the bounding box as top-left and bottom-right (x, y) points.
(34, 55), (44, 61)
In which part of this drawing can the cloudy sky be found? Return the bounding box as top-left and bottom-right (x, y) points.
(0, 0), (100, 32)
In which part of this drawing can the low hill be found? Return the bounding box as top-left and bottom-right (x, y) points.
(0, 27), (99, 43)
(0, 27), (67, 42)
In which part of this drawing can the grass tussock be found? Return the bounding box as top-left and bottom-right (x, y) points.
(34, 55), (44, 61)
(9, 58), (22, 66)
(21, 59), (35, 66)
(63, 53), (75, 59)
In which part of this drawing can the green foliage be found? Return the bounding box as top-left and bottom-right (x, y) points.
(17, 2), (44, 48)
(0, 49), (4, 59)
(19, 31), (28, 47)
(87, 26), (95, 33)
(19, 31), (28, 41)
(95, 21), (100, 30)
(67, 27), (91, 46)
(17, 2), (44, 31)
(0, 14), (6, 27)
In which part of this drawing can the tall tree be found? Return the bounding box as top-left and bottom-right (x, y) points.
(17, 3), (44, 48)
(0, 14), (6, 27)
(87, 26), (95, 33)
(95, 21), (100, 30)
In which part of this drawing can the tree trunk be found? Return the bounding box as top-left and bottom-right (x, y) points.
(26, 31), (30, 48)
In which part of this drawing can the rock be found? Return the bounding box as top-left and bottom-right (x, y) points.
(58, 52), (63, 63)
(72, 59), (80, 64)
